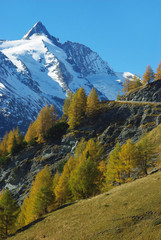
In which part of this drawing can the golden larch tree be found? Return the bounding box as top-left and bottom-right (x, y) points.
(86, 88), (100, 119)
(18, 165), (53, 227)
(155, 61), (161, 81)
(68, 87), (86, 129)
(62, 91), (73, 121)
(34, 104), (58, 143)
(142, 65), (154, 85)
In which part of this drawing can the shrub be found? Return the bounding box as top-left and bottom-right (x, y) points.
(0, 156), (10, 168)
(45, 122), (68, 141)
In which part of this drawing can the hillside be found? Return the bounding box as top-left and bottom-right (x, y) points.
(2, 81), (161, 239)
(7, 169), (161, 240)
(1, 100), (161, 203)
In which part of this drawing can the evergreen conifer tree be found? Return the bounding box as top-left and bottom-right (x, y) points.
(54, 156), (75, 206)
(32, 104), (58, 143)
(105, 142), (122, 187)
(62, 91), (73, 121)
(18, 166), (54, 226)
(122, 77), (132, 93)
(68, 87), (86, 129)
(0, 189), (19, 236)
(86, 88), (100, 119)
(0, 132), (8, 155)
(119, 139), (136, 181)
(135, 133), (154, 175)
(155, 61), (161, 81)
(142, 65), (154, 85)
(24, 122), (37, 143)
(69, 156), (99, 199)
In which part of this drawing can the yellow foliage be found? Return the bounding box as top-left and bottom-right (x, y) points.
(62, 91), (73, 121)
(54, 156), (75, 205)
(18, 165), (53, 227)
(25, 104), (58, 143)
(6, 130), (14, 153)
(123, 74), (142, 93)
(155, 61), (161, 81)
(119, 139), (136, 181)
(24, 122), (36, 143)
(68, 87), (86, 129)
(0, 132), (8, 155)
(142, 65), (154, 85)
(86, 88), (100, 118)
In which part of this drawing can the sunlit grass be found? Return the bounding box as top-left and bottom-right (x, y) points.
(8, 170), (161, 240)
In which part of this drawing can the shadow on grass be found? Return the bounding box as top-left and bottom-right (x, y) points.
(51, 201), (76, 213)
(8, 202), (76, 238)
(8, 216), (46, 238)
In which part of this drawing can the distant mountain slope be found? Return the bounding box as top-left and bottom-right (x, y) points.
(0, 21), (128, 136)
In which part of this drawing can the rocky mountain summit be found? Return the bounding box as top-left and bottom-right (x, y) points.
(0, 21), (130, 137)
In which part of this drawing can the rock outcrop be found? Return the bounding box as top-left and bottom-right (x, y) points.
(122, 80), (161, 102)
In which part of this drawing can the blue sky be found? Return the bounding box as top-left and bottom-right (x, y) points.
(0, 0), (161, 76)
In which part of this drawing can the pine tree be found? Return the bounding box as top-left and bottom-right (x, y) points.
(135, 133), (154, 175)
(117, 91), (121, 101)
(69, 138), (103, 199)
(69, 157), (99, 199)
(0, 132), (8, 155)
(97, 160), (107, 191)
(68, 87), (86, 129)
(34, 104), (58, 143)
(0, 189), (19, 236)
(122, 77), (132, 93)
(6, 130), (14, 153)
(119, 139), (136, 181)
(24, 122), (37, 143)
(5, 128), (24, 154)
(82, 138), (103, 164)
(105, 142), (122, 187)
(123, 75), (142, 93)
(0, 189), (5, 237)
(19, 165), (54, 226)
(62, 91), (73, 121)
(54, 156), (75, 206)
(132, 74), (142, 88)
(86, 88), (100, 119)
(142, 65), (154, 85)
(17, 197), (30, 228)
(74, 138), (87, 160)
(155, 61), (161, 81)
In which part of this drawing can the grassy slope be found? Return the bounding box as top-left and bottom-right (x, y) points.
(8, 170), (161, 240)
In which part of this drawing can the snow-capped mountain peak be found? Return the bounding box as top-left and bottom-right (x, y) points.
(0, 21), (129, 137)
(23, 21), (51, 40)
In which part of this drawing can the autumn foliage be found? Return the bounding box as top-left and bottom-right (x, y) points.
(25, 104), (58, 143)
(155, 61), (161, 81)
(142, 65), (154, 85)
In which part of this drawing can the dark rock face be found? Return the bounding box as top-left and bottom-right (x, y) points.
(122, 80), (161, 102)
(0, 136), (77, 204)
(78, 101), (161, 150)
(62, 41), (115, 77)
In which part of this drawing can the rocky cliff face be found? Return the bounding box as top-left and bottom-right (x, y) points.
(122, 80), (161, 102)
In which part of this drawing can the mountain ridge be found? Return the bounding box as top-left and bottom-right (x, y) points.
(0, 21), (131, 136)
